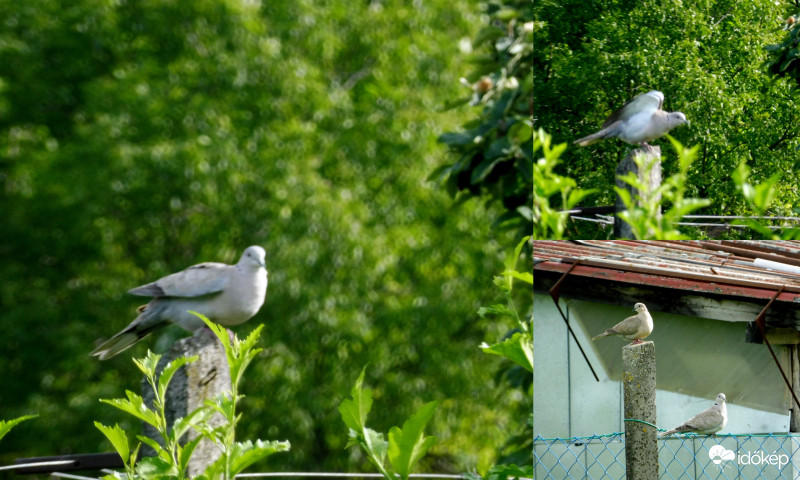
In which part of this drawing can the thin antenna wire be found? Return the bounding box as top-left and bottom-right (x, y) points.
(0, 460), (75, 472)
(49, 472), (100, 480)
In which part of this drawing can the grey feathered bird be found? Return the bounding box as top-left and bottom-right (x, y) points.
(660, 393), (728, 437)
(592, 303), (653, 344)
(574, 91), (688, 147)
(92, 246), (268, 360)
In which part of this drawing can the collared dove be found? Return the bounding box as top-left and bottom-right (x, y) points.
(574, 90), (688, 147)
(92, 246), (268, 360)
(592, 302), (653, 344)
(659, 393), (728, 437)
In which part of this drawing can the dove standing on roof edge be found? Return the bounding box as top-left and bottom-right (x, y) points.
(592, 302), (653, 344)
(91, 246), (268, 360)
(660, 393), (728, 437)
(574, 90), (689, 147)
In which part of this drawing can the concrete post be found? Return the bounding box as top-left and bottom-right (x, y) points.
(792, 345), (800, 432)
(142, 330), (230, 476)
(615, 146), (662, 238)
(623, 341), (658, 479)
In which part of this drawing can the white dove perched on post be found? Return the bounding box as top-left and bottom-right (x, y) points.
(92, 246), (268, 360)
(574, 90), (688, 147)
(592, 303), (653, 344)
(659, 393), (728, 437)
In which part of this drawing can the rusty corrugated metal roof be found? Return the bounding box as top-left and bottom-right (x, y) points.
(534, 240), (800, 302)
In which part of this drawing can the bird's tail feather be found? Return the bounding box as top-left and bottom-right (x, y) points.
(91, 314), (166, 360)
(574, 129), (609, 147)
(91, 332), (142, 360)
(592, 330), (612, 341)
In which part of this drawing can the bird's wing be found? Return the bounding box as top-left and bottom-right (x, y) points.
(609, 313), (645, 336)
(128, 262), (232, 297)
(602, 90), (664, 128)
(683, 405), (724, 433)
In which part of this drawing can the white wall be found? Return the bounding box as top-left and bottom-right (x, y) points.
(534, 293), (789, 439)
(534, 293), (622, 437)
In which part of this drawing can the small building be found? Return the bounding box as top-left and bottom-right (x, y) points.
(533, 240), (800, 439)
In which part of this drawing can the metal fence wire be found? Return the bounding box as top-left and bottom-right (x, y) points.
(534, 433), (800, 479)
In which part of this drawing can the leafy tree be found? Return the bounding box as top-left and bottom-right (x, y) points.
(534, 0), (799, 238)
(434, 0), (533, 240)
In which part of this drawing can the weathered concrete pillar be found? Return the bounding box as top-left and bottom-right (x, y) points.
(623, 341), (658, 479)
(142, 330), (230, 476)
(615, 146), (662, 238)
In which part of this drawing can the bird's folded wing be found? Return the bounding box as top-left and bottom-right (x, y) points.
(602, 91), (664, 128)
(686, 407), (723, 431)
(611, 314), (644, 335)
(128, 262), (231, 297)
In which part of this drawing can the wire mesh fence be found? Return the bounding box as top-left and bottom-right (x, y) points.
(534, 433), (800, 479)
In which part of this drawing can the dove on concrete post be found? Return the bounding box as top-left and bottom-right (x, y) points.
(92, 246), (268, 360)
(659, 393), (728, 437)
(574, 91), (688, 147)
(592, 302), (653, 344)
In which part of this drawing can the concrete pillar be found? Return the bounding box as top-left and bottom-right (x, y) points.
(623, 341), (658, 479)
(615, 146), (662, 238)
(142, 330), (230, 476)
(792, 345), (800, 432)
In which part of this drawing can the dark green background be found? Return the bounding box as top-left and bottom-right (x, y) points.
(0, 0), (527, 473)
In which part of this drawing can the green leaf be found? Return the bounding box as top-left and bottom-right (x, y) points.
(508, 119), (533, 144)
(157, 355), (198, 402)
(477, 303), (516, 320)
(484, 136), (513, 161)
(179, 435), (204, 473)
(480, 332), (533, 372)
(229, 439), (291, 475)
(135, 455), (176, 477)
(753, 173), (781, 211)
(482, 463), (534, 480)
(194, 312), (230, 350)
(134, 350), (162, 378)
(136, 435), (170, 462)
(338, 366), (372, 432)
(364, 427), (388, 465)
(100, 391), (160, 427)
(171, 405), (213, 441)
(566, 188), (598, 209)
(204, 392), (237, 419)
(437, 131), (479, 147)
(387, 401), (439, 480)
(504, 235), (530, 275)
(94, 422), (129, 461)
(0, 414), (37, 443)
(470, 157), (502, 185)
(503, 269), (533, 285)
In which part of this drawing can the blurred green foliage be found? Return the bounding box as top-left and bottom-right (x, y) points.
(765, 10), (800, 87)
(0, 0), (524, 472)
(434, 0), (532, 239)
(534, 0), (800, 238)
